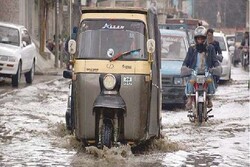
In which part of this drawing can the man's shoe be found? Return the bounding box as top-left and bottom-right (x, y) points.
(185, 96), (192, 110)
(207, 98), (213, 108)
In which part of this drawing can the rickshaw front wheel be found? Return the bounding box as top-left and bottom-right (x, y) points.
(102, 121), (113, 148)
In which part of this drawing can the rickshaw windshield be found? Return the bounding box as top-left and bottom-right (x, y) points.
(78, 20), (146, 60)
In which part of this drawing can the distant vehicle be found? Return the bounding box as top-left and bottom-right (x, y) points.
(0, 22), (36, 87)
(232, 31), (245, 66)
(213, 32), (231, 81)
(160, 29), (189, 107)
(159, 18), (209, 45)
(225, 34), (236, 47)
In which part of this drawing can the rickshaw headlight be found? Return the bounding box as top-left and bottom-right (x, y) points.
(103, 74), (116, 90)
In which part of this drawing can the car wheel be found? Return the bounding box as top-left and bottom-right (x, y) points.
(25, 60), (35, 84)
(12, 62), (21, 87)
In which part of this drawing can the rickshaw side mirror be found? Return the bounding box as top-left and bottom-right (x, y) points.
(63, 70), (72, 79)
(68, 39), (76, 54)
(147, 39), (155, 53)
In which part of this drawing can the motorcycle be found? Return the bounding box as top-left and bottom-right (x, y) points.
(181, 66), (221, 125)
(187, 70), (214, 125)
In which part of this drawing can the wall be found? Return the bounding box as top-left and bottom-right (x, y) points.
(0, 0), (20, 24)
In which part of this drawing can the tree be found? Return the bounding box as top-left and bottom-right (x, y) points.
(39, 0), (54, 55)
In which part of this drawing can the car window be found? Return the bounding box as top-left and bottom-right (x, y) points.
(161, 35), (187, 60)
(226, 36), (235, 42)
(0, 26), (19, 46)
(21, 30), (31, 45)
(214, 36), (227, 51)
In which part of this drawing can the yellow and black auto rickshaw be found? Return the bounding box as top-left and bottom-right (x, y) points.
(63, 7), (162, 148)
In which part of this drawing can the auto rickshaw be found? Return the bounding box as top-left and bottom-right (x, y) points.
(63, 7), (162, 148)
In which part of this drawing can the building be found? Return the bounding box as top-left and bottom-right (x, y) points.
(0, 0), (39, 40)
(193, 0), (247, 28)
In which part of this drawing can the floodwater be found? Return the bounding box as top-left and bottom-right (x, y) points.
(0, 66), (249, 166)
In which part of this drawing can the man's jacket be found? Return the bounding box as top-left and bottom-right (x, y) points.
(182, 44), (220, 70)
(241, 38), (249, 47)
(211, 40), (222, 55)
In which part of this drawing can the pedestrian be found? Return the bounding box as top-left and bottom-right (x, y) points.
(207, 28), (223, 87)
(181, 26), (221, 110)
(207, 28), (223, 62)
(46, 38), (55, 52)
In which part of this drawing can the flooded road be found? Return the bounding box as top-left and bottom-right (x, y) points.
(0, 67), (249, 166)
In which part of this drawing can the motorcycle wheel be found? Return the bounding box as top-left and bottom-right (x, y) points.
(243, 54), (249, 71)
(102, 120), (113, 148)
(198, 103), (203, 125)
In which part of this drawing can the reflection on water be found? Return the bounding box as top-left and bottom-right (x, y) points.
(0, 73), (249, 167)
(186, 153), (222, 166)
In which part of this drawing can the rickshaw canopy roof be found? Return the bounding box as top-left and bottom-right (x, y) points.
(81, 7), (148, 15)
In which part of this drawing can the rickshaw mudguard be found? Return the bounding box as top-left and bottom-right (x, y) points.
(146, 8), (162, 138)
(93, 94), (126, 111)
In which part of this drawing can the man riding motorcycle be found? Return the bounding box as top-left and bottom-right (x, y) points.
(182, 26), (220, 110)
(239, 31), (249, 69)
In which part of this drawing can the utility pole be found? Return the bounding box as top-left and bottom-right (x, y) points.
(39, 0), (46, 55)
(69, 0), (72, 40)
(192, 0), (194, 18)
(247, 0), (250, 29)
(55, 0), (59, 68)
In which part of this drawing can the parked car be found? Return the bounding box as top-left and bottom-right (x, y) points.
(160, 29), (189, 108)
(213, 32), (231, 81)
(0, 22), (36, 87)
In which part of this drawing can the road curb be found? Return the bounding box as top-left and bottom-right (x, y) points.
(35, 70), (63, 76)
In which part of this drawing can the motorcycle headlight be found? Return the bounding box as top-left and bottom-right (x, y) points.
(103, 74), (116, 90)
(174, 77), (183, 85)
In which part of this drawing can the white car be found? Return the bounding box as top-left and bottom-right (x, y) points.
(214, 32), (231, 81)
(0, 22), (36, 87)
